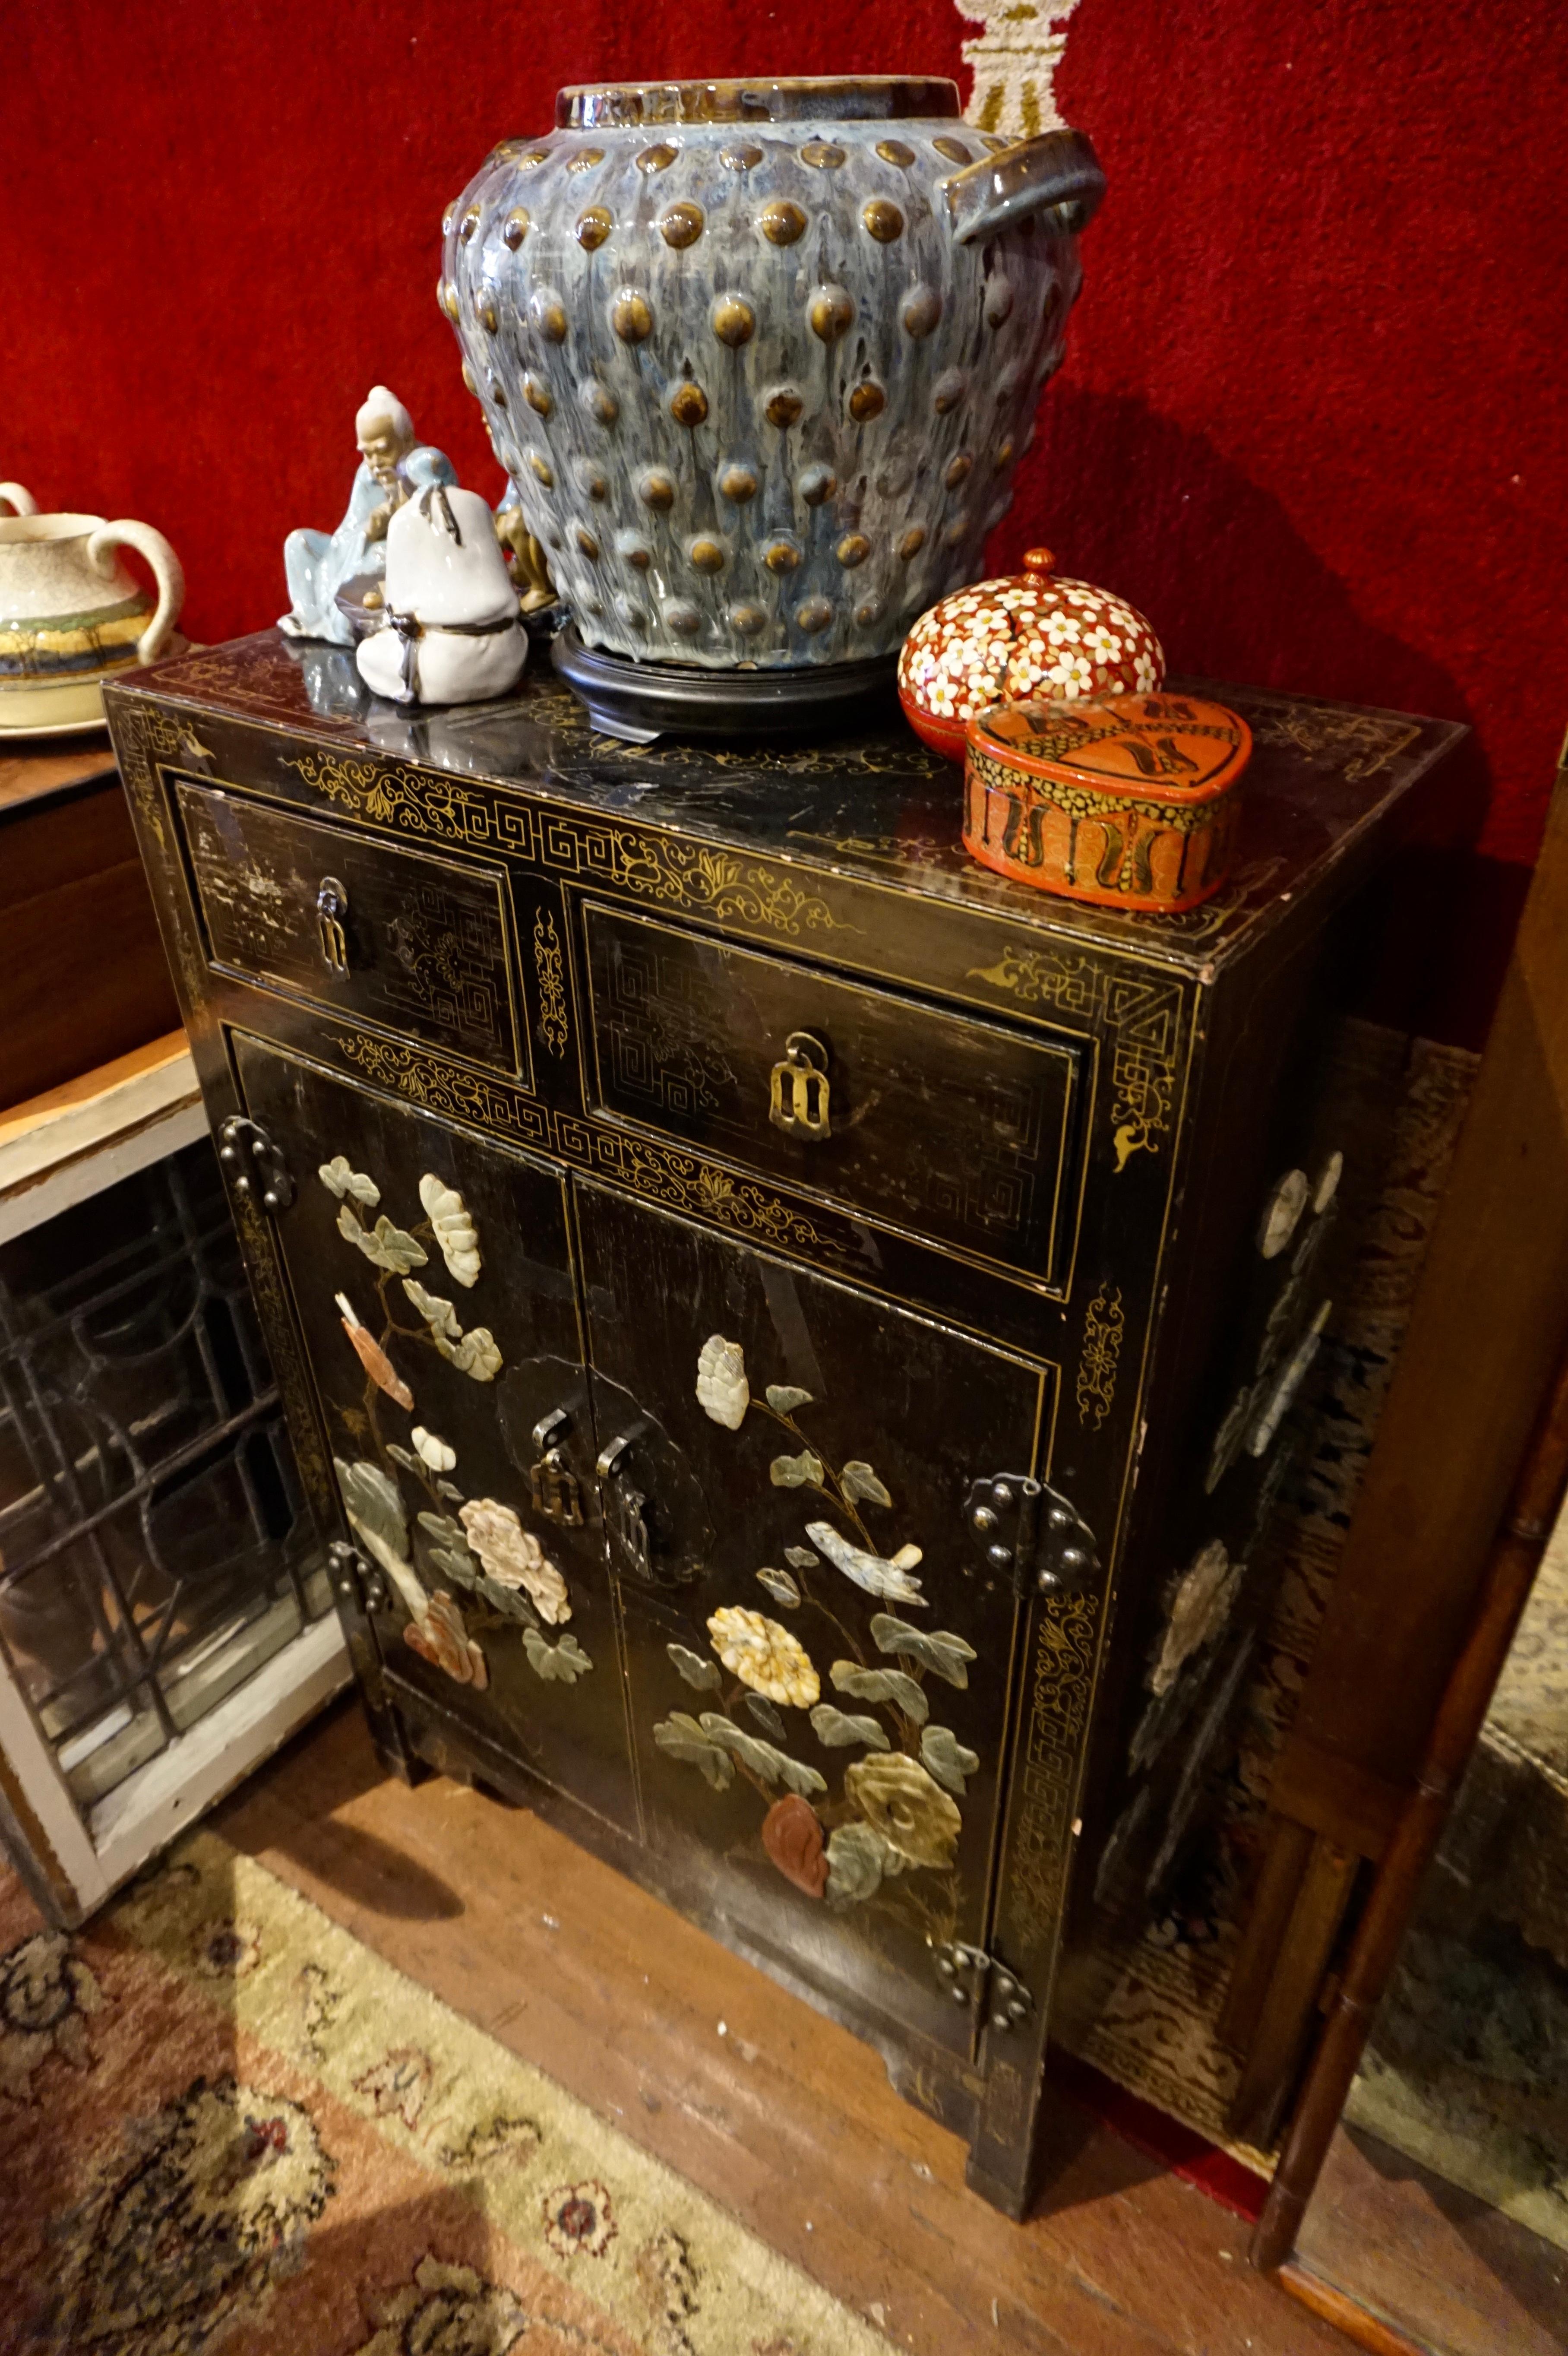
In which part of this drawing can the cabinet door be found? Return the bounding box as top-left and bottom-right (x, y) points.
(573, 1179), (1046, 2063)
(232, 1034), (635, 1834)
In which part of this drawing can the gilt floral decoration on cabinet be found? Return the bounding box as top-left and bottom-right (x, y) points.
(319, 1155), (591, 1690)
(654, 1336), (979, 1934)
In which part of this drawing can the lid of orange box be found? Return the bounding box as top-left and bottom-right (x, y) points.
(969, 692), (1252, 802)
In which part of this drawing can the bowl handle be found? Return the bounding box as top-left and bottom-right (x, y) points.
(0, 484), (37, 517)
(945, 126), (1106, 247)
(87, 519), (186, 664)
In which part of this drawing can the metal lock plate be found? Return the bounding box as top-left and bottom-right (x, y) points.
(528, 1409), (584, 1526)
(217, 1115), (295, 1214)
(316, 875), (350, 975)
(965, 1472), (1099, 1599)
(768, 1030), (831, 1140)
(597, 1433), (652, 1582)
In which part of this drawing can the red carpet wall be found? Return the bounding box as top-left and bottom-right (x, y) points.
(7, 3), (1563, 1039)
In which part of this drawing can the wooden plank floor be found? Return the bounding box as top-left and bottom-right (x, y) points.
(210, 1698), (1350, 2356)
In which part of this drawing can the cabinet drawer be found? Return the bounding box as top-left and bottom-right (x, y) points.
(178, 783), (519, 1074)
(583, 902), (1085, 1288)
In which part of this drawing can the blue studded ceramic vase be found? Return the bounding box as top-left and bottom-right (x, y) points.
(441, 78), (1104, 674)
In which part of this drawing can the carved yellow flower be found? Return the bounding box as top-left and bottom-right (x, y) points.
(706, 1606), (819, 1707)
(844, 1751), (961, 1870)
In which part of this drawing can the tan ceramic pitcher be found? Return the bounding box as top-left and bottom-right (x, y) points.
(0, 484), (186, 732)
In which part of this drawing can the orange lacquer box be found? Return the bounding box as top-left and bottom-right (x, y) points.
(962, 691), (1252, 913)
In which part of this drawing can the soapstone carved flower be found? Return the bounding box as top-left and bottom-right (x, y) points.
(411, 1426), (457, 1474)
(459, 1498), (571, 1624)
(844, 1751), (961, 1871)
(706, 1605), (819, 1707)
(335, 1291), (414, 1411)
(419, 1173), (481, 1287)
(317, 1156), (379, 1206)
(760, 1794), (828, 1898)
(695, 1334), (749, 1429)
(1150, 1539), (1239, 1696)
(404, 1590), (487, 1688)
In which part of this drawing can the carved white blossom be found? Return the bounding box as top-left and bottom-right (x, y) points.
(419, 1173), (481, 1286)
(695, 1334), (749, 1429)
(411, 1426), (456, 1473)
(458, 1498), (571, 1624)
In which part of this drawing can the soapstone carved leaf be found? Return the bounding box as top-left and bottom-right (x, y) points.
(870, 1615), (977, 1689)
(809, 1704), (891, 1751)
(334, 1455), (425, 1619)
(745, 1692), (788, 1742)
(755, 1566), (802, 1610)
(440, 1327), (503, 1383)
(478, 1574), (538, 1624)
(427, 1545), (478, 1590)
(667, 1642), (722, 1693)
(921, 1724), (981, 1797)
(806, 1520), (926, 1607)
(318, 1156), (380, 1206)
(824, 1821), (904, 1907)
(335, 1292), (414, 1410)
(829, 1660), (929, 1725)
(841, 1461), (893, 1509)
(338, 1203), (428, 1274)
(386, 1443), (423, 1473)
(769, 1450), (824, 1489)
(654, 1712), (735, 1792)
(523, 1628), (593, 1684)
(765, 1384), (814, 1414)
(403, 1279), (462, 1339)
(412, 1425), (457, 1472)
(419, 1173), (481, 1286)
(436, 1478), (465, 1502)
(784, 1546), (820, 1572)
(417, 1510), (474, 1562)
(699, 1713), (827, 1797)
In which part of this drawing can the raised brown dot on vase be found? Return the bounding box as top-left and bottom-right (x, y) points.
(504, 207), (530, 249)
(721, 142), (763, 170)
(855, 594), (885, 627)
(663, 598), (702, 636)
(902, 285), (942, 337)
(945, 453), (972, 488)
(576, 527), (601, 559)
(986, 277), (1015, 328)
(441, 281), (459, 320)
(898, 525), (926, 560)
(711, 294), (756, 347)
(638, 468), (676, 510)
(528, 450), (555, 488)
(689, 537), (725, 573)
(862, 199), (903, 243)
(566, 147), (604, 173)
(610, 289), (653, 342)
(759, 199), (807, 246)
(933, 136), (973, 164)
(836, 533), (870, 567)
(636, 142), (679, 172)
(615, 592), (646, 627)
(933, 368), (967, 414)
(801, 141), (845, 169)
(765, 385), (804, 428)
(995, 437), (1015, 468)
(944, 512), (970, 545)
(796, 597), (833, 632)
(718, 463), (758, 502)
(487, 378), (508, 410)
(459, 206), (481, 243)
(728, 600), (768, 635)
(580, 380), (619, 423)
(876, 139), (916, 168)
(848, 380), (886, 423)
(524, 376), (552, 417)
(531, 289), (568, 342)
(518, 149), (550, 171)
(670, 381), (709, 428)
(461, 360), (478, 395)
(576, 206), (613, 250)
(809, 285), (854, 342)
(476, 297), (499, 334)
(798, 463), (836, 506)
(574, 459), (608, 500)
(764, 539), (801, 573)
(616, 530), (652, 568)
(661, 202), (704, 248)
(442, 207), (456, 236)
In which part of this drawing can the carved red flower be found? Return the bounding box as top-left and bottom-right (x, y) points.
(761, 1793), (827, 1899)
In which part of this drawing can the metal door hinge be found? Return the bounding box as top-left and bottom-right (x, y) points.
(964, 1472), (1099, 1599)
(933, 1941), (1036, 2034)
(528, 1409), (583, 1526)
(329, 1538), (386, 1615)
(597, 1432), (651, 1582)
(768, 1030), (831, 1140)
(217, 1115), (295, 1213)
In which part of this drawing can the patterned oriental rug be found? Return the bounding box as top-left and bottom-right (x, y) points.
(0, 1830), (892, 2356)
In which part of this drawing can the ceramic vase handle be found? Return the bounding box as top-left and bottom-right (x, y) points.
(945, 126), (1106, 247)
(0, 483), (38, 517)
(87, 518), (186, 664)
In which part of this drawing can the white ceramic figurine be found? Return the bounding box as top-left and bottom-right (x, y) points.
(280, 387), (456, 644)
(356, 483), (526, 706)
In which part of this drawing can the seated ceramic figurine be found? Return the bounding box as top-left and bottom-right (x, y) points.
(279, 387), (456, 644)
(357, 483), (526, 706)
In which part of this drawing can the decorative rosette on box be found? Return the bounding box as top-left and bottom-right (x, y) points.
(962, 692), (1252, 912)
(897, 549), (1163, 760)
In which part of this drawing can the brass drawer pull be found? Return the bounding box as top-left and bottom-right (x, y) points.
(316, 875), (350, 975)
(768, 1030), (831, 1141)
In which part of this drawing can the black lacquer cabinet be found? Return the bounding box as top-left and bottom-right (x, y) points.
(106, 634), (1462, 2213)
